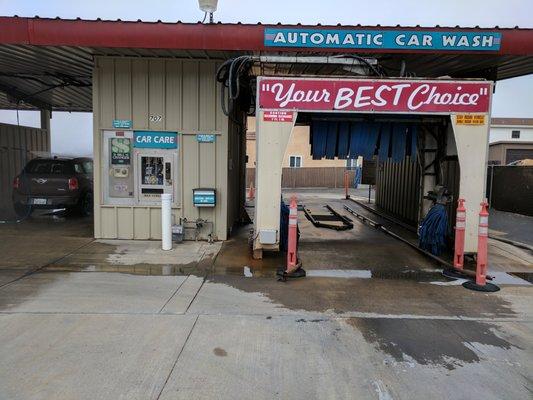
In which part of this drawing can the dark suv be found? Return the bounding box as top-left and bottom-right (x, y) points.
(12, 157), (93, 217)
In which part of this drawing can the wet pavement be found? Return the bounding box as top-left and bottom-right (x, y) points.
(0, 193), (532, 399)
(489, 209), (533, 247)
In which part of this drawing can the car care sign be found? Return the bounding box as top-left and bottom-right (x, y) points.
(134, 131), (178, 149)
(263, 111), (295, 122)
(258, 77), (491, 114)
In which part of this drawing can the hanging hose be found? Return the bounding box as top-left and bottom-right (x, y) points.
(418, 203), (448, 256)
(216, 56), (254, 117)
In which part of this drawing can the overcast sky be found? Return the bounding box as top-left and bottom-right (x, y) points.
(0, 0), (531, 156)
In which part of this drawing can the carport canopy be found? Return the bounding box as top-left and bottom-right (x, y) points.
(0, 16), (532, 112)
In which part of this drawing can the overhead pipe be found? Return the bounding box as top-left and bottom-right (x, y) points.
(257, 55), (378, 66)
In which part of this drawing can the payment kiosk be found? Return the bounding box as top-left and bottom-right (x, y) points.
(102, 130), (179, 206)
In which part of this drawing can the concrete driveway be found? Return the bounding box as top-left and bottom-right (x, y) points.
(0, 201), (532, 400)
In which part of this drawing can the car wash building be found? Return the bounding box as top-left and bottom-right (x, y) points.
(0, 17), (532, 254)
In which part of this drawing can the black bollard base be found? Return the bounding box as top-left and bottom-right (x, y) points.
(462, 280), (500, 292)
(276, 267), (306, 282)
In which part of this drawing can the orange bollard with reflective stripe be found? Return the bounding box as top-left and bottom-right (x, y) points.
(475, 199), (489, 286)
(286, 196), (298, 273)
(453, 199), (466, 270)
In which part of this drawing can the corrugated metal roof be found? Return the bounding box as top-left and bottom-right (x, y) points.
(7, 15), (529, 29)
(0, 16), (532, 112)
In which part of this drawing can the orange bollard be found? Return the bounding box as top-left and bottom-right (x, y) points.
(344, 170), (349, 199)
(475, 199), (489, 286)
(277, 196), (306, 281)
(453, 199), (466, 270)
(286, 196), (298, 273)
(462, 199), (499, 292)
(247, 182), (255, 200)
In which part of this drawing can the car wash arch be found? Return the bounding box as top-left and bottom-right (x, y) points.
(252, 76), (492, 259)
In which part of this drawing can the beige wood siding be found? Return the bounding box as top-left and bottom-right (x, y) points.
(0, 123), (50, 215)
(93, 57), (238, 241)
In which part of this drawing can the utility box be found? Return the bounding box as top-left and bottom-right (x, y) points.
(259, 229), (277, 244)
(193, 188), (216, 207)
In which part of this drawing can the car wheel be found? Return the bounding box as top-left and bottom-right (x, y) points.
(79, 192), (93, 217)
(13, 202), (32, 218)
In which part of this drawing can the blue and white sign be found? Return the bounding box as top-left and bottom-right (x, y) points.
(113, 119), (133, 129)
(134, 131), (178, 149)
(193, 189), (216, 207)
(264, 28), (502, 51)
(197, 134), (216, 143)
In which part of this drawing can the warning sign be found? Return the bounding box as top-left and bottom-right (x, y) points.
(263, 111), (294, 122)
(456, 114), (486, 125)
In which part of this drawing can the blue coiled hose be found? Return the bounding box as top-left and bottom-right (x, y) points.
(419, 204), (448, 256)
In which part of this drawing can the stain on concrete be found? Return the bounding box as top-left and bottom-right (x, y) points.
(347, 318), (516, 370)
(296, 318), (326, 323)
(213, 347), (227, 357)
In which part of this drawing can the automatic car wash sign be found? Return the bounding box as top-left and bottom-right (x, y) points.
(264, 28), (501, 51)
(134, 131), (178, 149)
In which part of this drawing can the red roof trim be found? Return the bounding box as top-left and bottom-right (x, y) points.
(0, 16), (532, 55)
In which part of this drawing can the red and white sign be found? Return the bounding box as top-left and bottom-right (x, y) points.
(258, 77), (491, 114)
(263, 110), (295, 122)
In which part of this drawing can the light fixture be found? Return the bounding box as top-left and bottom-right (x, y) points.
(198, 0), (218, 23)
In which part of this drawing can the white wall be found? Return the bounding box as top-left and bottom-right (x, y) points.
(489, 126), (533, 143)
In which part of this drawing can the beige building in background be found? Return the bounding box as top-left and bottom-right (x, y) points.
(246, 117), (346, 168)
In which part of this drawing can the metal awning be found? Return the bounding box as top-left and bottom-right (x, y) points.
(0, 16), (532, 112)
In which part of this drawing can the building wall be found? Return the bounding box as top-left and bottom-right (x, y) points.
(489, 126), (533, 143)
(246, 117), (345, 168)
(0, 123), (50, 215)
(93, 57), (241, 241)
(489, 142), (533, 165)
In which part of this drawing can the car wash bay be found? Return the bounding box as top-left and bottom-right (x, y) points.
(242, 110), (452, 277)
(252, 77), (491, 266)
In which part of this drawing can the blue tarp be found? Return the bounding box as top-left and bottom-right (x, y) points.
(391, 123), (407, 162)
(337, 122), (350, 159)
(310, 119), (417, 162)
(325, 122), (338, 159)
(378, 123), (392, 161)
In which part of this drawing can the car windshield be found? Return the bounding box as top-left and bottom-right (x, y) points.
(25, 160), (74, 174)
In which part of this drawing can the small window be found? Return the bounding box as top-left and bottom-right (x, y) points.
(289, 155), (302, 168)
(512, 130), (520, 139)
(25, 160), (73, 174)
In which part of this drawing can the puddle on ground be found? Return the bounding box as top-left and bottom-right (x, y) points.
(346, 318), (517, 370)
(307, 270), (372, 278)
(45, 262), (204, 276)
(208, 274), (517, 318)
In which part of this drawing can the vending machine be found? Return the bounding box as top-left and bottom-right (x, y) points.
(135, 150), (177, 204)
(133, 131), (179, 205)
